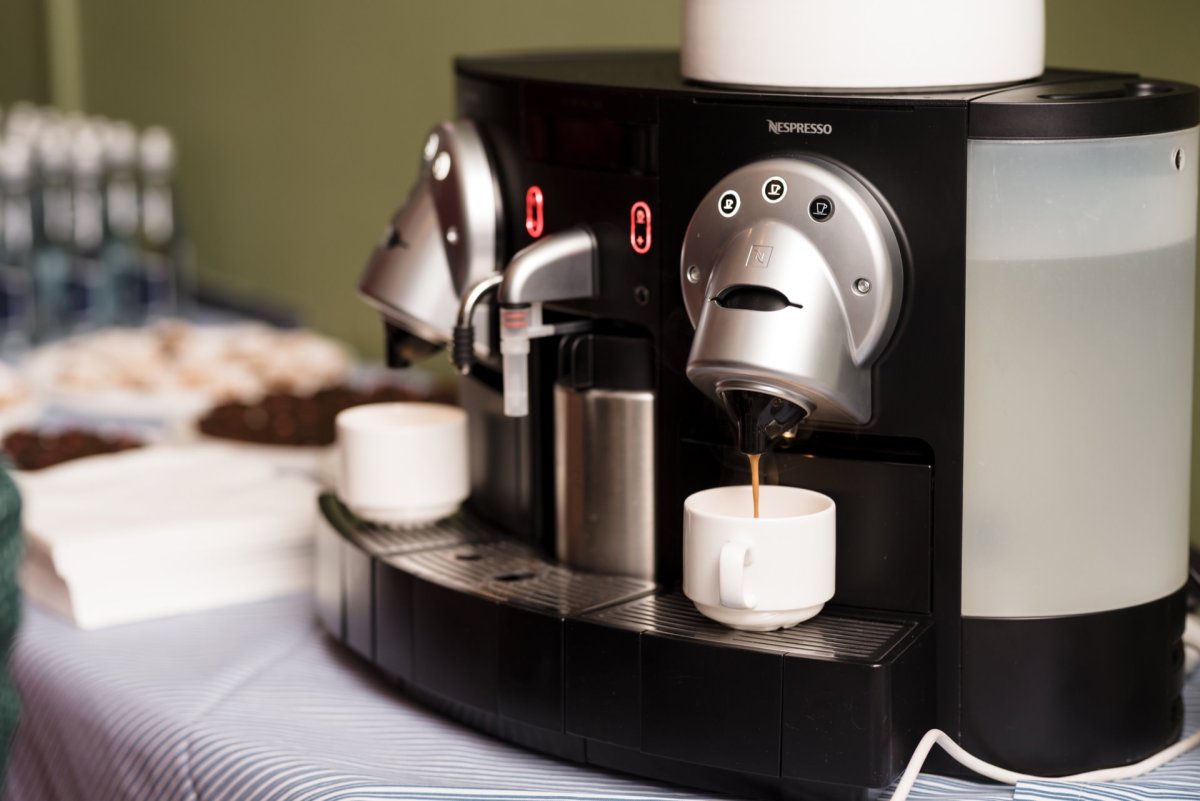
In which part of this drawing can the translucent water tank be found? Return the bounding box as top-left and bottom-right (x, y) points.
(962, 127), (1198, 618)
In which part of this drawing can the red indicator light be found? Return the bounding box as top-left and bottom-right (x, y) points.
(525, 185), (545, 238)
(630, 201), (652, 254)
(501, 308), (530, 330)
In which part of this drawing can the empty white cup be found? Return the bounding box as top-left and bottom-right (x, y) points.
(683, 485), (835, 631)
(336, 402), (468, 527)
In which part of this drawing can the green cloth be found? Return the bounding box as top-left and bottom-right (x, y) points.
(0, 470), (21, 788)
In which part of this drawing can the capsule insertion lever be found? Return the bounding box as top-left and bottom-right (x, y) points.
(495, 226), (598, 417)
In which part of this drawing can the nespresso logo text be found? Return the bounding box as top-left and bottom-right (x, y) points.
(767, 120), (833, 135)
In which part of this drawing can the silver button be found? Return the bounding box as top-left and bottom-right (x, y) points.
(762, 176), (787, 203)
(717, 190), (741, 218)
(432, 151), (452, 181)
(423, 133), (440, 162)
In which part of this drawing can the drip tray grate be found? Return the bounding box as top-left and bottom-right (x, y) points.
(321, 493), (496, 556)
(385, 541), (655, 617)
(585, 592), (914, 663)
(352, 514), (496, 556)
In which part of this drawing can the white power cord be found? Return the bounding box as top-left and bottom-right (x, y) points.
(886, 613), (1200, 801)
(1186, 613), (1200, 668)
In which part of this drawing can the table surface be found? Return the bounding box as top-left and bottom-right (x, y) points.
(5, 593), (1197, 801)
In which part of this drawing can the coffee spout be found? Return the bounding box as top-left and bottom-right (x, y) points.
(720, 387), (811, 454)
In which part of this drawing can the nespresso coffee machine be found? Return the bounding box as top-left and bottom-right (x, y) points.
(316, 2), (1198, 797)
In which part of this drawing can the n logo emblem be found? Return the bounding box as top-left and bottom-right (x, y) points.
(746, 245), (773, 267)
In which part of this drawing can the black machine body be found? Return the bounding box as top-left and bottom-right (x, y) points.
(328, 51), (1199, 798)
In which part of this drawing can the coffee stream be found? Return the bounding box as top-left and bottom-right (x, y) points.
(724, 389), (809, 520)
(748, 453), (761, 518)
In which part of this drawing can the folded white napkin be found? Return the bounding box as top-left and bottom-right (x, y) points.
(16, 444), (319, 628)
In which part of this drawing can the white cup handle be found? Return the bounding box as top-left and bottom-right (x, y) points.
(719, 539), (757, 609)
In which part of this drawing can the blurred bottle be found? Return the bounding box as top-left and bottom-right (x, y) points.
(67, 123), (115, 333)
(138, 126), (190, 319)
(100, 121), (142, 324)
(32, 123), (74, 341)
(0, 140), (37, 356)
(4, 102), (42, 144)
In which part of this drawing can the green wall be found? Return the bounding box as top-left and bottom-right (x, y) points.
(1047, 1), (1200, 78)
(0, 0), (48, 104)
(68, 0), (681, 358)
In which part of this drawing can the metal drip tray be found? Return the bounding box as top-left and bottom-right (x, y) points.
(320, 494), (496, 556)
(586, 592), (913, 663)
(385, 541), (655, 616)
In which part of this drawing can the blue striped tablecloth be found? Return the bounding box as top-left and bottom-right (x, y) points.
(4, 593), (1197, 801)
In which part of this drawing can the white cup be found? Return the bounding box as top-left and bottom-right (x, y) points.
(336, 402), (468, 527)
(683, 485), (835, 631)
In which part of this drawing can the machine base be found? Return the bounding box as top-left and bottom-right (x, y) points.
(960, 590), (1187, 775)
(315, 493), (935, 798)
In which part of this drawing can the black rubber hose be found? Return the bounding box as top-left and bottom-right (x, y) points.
(452, 324), (475, 374)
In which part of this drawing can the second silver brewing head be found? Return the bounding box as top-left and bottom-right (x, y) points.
(358, 119), (502, 356)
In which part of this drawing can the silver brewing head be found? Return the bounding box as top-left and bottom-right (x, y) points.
(680, 157), (903, 431)
(358, 120), (502, 363)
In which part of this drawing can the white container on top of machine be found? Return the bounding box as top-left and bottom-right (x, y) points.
(682, 0), (1045, 91)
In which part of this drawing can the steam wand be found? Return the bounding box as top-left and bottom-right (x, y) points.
(498, 226), (597, 416)
(452, 226), (597, 416)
